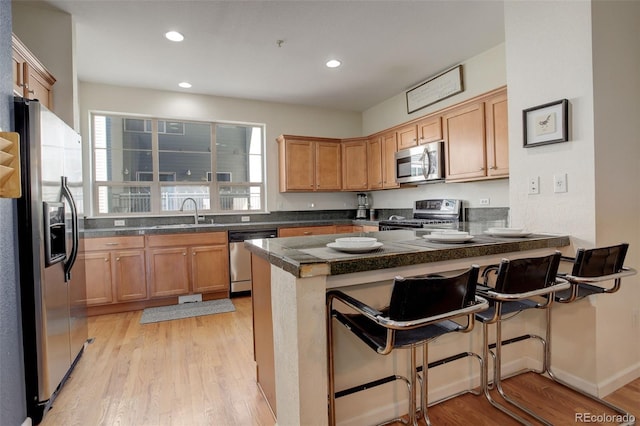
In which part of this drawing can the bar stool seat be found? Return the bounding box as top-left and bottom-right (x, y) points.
(327, 266), (489, 426)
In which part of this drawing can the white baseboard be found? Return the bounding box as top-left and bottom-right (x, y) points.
(21, 418), (32, 426)
(550, 361), (640, 397)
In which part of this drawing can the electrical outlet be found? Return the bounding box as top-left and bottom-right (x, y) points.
(480, 198), (490, 206)
(528, 176), (540, 195)
(241, 216), (250, 222)
(114, 219), (126, 226)
(554, 173), (567, 193)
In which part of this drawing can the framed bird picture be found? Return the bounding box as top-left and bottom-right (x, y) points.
(523, 99), (569, 147)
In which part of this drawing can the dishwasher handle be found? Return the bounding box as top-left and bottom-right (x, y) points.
(228, 229), (278, 243)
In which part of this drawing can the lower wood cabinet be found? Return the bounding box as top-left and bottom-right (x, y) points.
(278, 225), (337, 237)
(78, 236), (147, 306)
(146, 232), (229, 298)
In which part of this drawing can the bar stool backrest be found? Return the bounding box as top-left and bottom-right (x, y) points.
(572, 243), (628, 277)
(494, 252), (561, 294)
(388, 267), (479, 321)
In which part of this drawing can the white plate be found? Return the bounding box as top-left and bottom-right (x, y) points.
(326, 241), (384, 253)
(430, 230), (469, 236)
(423, 234), (474, 243)
(484, 230), (532, 238)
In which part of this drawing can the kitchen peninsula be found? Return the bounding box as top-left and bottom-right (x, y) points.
(245, 229), (570, 425)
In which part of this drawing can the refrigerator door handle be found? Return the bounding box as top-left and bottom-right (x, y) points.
(60, 176), (78, 282)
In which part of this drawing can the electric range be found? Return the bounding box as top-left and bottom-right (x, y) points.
(378, 199), (464, 231)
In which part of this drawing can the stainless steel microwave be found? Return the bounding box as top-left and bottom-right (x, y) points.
(395, 141), (444, 184)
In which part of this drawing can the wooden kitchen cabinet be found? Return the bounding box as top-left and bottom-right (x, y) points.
(443, 87), (508, 182)
(442, 101), (487, 181)
(367, 131), (398, 189)
(277, 135), (342, 192)
(12, 34), (55, 110)
(484, 90), (509, 178)
(278, 225), (337, 237)
(78, 236), (147, 306)
(146, 232), (229, 298)
(382, 131), (399, 189)
(341, 138), (369, 191)
(396, 115), (443, 150)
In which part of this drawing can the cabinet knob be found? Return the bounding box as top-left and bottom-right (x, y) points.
(28, 89), (35, 94)
(192, 252), (196, 256)
(303, 231), (312, 235)
(116, 257), (120, 261)
(104, 258), (109, 262)
(480, 167), (485, 171)
(490, 166), (498, 170)
(183, 252), (187, 256)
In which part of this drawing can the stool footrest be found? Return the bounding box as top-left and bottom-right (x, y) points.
(335, 350), (481, 399)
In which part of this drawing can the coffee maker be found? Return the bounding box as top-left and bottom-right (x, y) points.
(356, 193), (369, 219)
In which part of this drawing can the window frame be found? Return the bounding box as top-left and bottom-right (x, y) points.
(89, 112), (267, 217)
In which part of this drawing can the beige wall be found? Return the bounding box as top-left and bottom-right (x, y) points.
(362, 43), (510, 210)
(78, 82), (362, 216)
(12, 1), (77, 128)
(504, 0), (640, 395)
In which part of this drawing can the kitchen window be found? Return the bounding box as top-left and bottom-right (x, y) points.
(91, 114), (265, 215)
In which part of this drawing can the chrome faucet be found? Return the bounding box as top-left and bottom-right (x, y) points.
(179, 197), (199, 224)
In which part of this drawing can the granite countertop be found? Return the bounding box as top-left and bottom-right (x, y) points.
(83, 219), (374, 237)
(244, 228), (571, 278)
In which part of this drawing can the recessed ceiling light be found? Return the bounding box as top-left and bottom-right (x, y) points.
(165, 31), (184, 42)
(178, 82), (192, 88)
(326, 59), (342, 68)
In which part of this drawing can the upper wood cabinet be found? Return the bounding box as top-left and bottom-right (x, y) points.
(277, 135), (342, 192)
(443, 88), (508, 182)
(484, 91), (509, 178)
(11, 34), (56, 110)
(396, 115), (443, 150)
(443, 101), (487, 181)
(382, 131), (399, 189)
(342, 138), (368, 191)
(366, 132), (397, 190)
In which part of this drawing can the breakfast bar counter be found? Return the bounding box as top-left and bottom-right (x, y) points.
(245, 229), (570, 425)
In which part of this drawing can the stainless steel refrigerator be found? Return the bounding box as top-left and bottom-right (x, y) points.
(14, 97), (87, 424)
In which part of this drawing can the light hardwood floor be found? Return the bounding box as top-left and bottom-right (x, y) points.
(43, 296), (638, 425)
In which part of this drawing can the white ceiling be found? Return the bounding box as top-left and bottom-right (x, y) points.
(41, 0), (505, 112)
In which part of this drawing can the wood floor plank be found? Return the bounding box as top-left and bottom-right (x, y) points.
(41, 296), (638, 426)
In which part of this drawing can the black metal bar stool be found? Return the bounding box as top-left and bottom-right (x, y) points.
(326, 266), (489, 426)
(547, 243), (637, 422)
(475, 252), (571, 425)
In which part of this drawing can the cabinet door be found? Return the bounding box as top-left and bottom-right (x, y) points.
(397, 124), (418, 150)
(114, 249), (148, 301)
(443, 102), (486, 181)
(342, 140), (368, 191)
(191, 245), (229, 293)
(367, 137), (383, 190)
(418, 116), (443, 144)
(485, 92), (509, 178)
(283, 140), (315, 191)
(25, 63), (54, 109)
(315, 142), (342, 191)
(382, 131), (399, 188)
(147, 247), (190, 298)
(12, 50), (25, 96)
(79, 251), (113, 305)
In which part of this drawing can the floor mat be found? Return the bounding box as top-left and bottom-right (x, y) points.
(140, 299), (235, 324)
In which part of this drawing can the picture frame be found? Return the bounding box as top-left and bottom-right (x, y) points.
(523, 99), (569, 147)
(406, 65), (463, 114)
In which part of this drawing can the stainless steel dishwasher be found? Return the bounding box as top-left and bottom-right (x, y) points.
(228, 229), (277, 296)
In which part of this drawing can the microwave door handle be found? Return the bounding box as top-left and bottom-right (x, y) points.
(422, 147), (430, 179)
